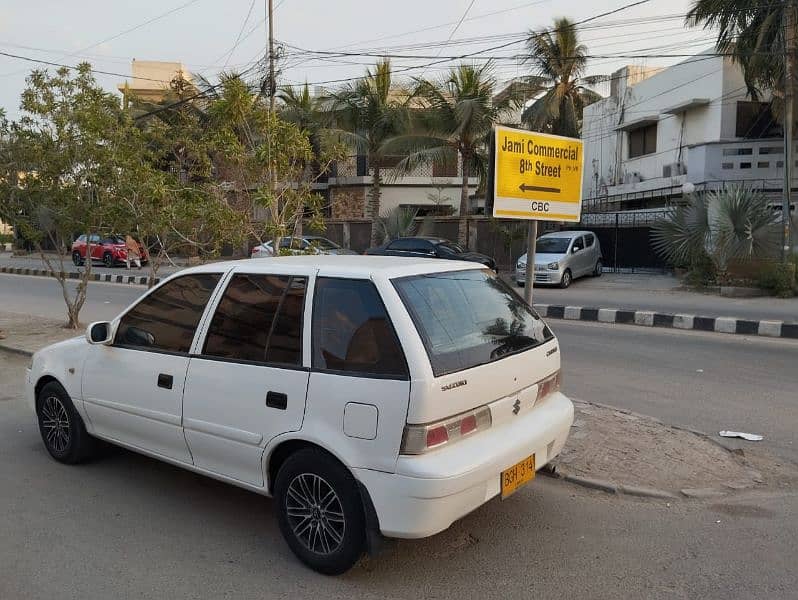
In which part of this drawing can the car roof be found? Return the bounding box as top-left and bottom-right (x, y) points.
(394, 236), (449, 244)
(539, 230), (592, 239)
(180, 255), (482, 279)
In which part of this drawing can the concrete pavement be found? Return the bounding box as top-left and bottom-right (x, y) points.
(1, 352), (797, 599)
(515, 273), (798, 323)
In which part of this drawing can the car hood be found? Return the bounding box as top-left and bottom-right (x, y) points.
(518, 252), (566, 265)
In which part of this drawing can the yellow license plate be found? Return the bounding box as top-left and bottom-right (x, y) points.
(501, 454), (535, 499)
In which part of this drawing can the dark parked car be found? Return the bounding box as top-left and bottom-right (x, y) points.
(365, 236), (497, 271)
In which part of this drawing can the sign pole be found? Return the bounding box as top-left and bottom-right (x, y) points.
(524, 220), (537, 305)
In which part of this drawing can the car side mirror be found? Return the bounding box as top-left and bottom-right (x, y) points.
(86, 321), (113, 345)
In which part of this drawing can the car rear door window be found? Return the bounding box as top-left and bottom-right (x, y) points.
(203, 274), (306, 366)
(584, 233), (595, 247)
(115, 274), (221, 353)
(312, 278), (407, 378)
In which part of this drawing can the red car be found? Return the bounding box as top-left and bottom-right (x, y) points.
(71, 235), (148, 268)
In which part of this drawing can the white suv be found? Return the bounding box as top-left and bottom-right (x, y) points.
(26, 256), (574, 574)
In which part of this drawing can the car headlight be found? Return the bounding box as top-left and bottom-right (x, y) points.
(547, 262), (559, 270)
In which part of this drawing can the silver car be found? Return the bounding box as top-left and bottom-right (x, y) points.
(515, 230), (602, 288)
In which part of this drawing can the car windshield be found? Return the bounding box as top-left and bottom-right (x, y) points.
(393, 269), (553, 376)
(536, 237), (571, 254)
(308, 238), (339, 250)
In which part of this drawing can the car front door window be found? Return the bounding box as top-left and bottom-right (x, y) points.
(115, 274), (221, 353)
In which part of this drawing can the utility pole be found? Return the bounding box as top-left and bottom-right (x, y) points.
(783, 0), (796, 261)
(267, 0), (276, 111)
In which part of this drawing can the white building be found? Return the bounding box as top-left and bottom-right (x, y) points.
(582, 51), (789, 212)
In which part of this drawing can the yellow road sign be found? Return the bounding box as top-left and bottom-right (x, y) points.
(492, 126), (584, 222)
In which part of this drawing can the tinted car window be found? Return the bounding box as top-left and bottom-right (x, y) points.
(584, 233), (595, 247)
(115, 274), (221, 353)
(535, 237), (570, 254)
(77, 235), (86, 242)
(388, 239), (432, 253)
(312, 278), (407, 378)
(436, 242), (464, 255)
(394, 269), (553, 376)
(203, 274), (305, 366)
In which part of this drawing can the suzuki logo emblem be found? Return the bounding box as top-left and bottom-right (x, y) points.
(512, 399), (521, 415)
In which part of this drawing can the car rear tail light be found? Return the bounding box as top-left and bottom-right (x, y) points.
(536, 370), (561, 403)
(401, 406), (491, 455)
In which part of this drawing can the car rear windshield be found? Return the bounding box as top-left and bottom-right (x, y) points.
(536, 237), (570, 254)
(393, 269), (553, 376)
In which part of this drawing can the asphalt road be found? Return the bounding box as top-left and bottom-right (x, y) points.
(1, 354), (797, 599)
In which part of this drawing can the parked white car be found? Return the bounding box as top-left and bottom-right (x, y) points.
(251, 236), (357, 258)
(516, 230), (603, 288)
(26, 256), (574, 574)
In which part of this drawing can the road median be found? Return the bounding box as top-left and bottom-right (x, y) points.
(536, 303), (798, 339)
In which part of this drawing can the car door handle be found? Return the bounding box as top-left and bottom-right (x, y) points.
(157, 373), (173, 389)
(266, 391), (288, 410)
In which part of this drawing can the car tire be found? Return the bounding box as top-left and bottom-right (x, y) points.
(593, 259), (603, 277)
(36, 381), (95, 464)
(102, 252), (114, 268)
(560, 269), (572, 289)
(71, 251), (83, 266)
(274, 448), (366, 575)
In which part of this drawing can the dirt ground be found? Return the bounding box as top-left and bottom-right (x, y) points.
(556, 400), (798, 494)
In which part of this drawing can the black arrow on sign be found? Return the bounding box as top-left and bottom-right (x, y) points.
(519, 183), (561, 194)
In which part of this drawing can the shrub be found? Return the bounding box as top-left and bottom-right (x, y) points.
(757, 262), (796, 297)
(651, 187), (779, 286)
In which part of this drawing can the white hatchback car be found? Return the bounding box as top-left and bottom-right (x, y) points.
(26, 256), (574, 574)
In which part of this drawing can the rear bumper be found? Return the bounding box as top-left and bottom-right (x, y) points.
(354, 391), (574, 539)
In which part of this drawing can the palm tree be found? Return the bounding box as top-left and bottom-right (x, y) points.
(687, 1), (792, 110)
(388, 63), (508, 246)
(651, 186), (779, 281)
(521, 17), (603, 137)
(326, 59), (408, 246)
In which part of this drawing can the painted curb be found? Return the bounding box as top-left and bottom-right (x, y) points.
(534, 303), (798, 340)
(0, 266), (158, 287)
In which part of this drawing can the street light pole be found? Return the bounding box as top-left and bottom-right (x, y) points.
(783, 0), (796, 260)
(267, 0), (275, 111)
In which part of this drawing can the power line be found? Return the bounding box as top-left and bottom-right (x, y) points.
(222, 0), (258, 70)
(0, 0), (207, 79)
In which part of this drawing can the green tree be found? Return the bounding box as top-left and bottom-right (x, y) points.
(129, 77), (248, 285)
(387, 64), (508, 246)
(521, 17), (603, 137)
(326, 59), (408, 246)
(686, 0), (794, 115)
(205, 74), (345, 250)
(0, 65), (136, 328)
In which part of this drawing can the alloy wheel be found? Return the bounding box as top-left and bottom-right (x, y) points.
(40, 395), (71, 453)
(285, 473), (346, 555)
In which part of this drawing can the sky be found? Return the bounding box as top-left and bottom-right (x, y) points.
(0, 0), (711, 120)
